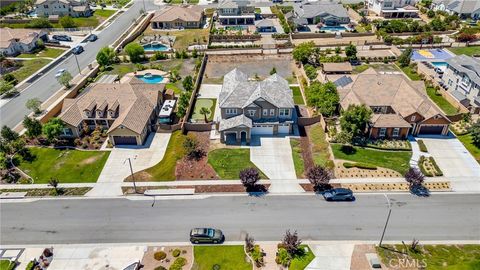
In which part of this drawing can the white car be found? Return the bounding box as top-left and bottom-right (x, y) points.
(55, 69), (66, 78)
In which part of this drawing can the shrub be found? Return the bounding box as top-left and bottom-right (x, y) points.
(275, 248), (291, 267)
(239, 167), (260, 189)
(404, 167), (425, 186)
(169, 257), (187, 270)
(155, 267), (167, 270)
(212, 264), (221, 270)
(417, 140), (428, 152)
(306, 165), (332, 192)
(154, 251), (167, 261)
(172, 249), (181, 257)
(282, 230), (302, 255)
(429, 157), (443, 176)
(343, 162), (377, 170)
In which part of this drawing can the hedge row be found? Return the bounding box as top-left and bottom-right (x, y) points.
(417, 140), (428, 152)
(343, 162), (377, 170)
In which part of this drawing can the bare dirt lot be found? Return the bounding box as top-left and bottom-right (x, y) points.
(204, 54), (296, 83)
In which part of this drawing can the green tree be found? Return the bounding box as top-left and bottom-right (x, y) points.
(3, 73), (18, 85)
(124, 42), (145, 63)
(59, 16), (77, 28)
(96, 47), (117, 67)
(470, 120), (480, 148)
(306, 81), (339, 117)
(0, 152), (8, 170)
(57, 71), (73, 88)
(292, 41), (315, 64)
(304, 64), (317, 80)
(28, 18), (52, 28)
(340, 104), (372, 139)
(42, 118), (64, 142)
(182, 75), (194, 92)
(176, 91), (191, 118)
(427, 10), (435, 18)
(345, 44), (357, 60)
(25, 98), (42, 115)
(199, 107), (210, 123)
(270, 67), (277, 75)
(23, 116), (42, 138)
(0, 80), (14, 95)
(1, 126), (19, 142)
(398, 47), (412, 67)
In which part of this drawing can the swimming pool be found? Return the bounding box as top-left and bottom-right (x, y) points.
(135, 74), (164, 84)
(432, 62), (448, 68)
(142, 43), (169, 52)
(320, 26), (348, 32)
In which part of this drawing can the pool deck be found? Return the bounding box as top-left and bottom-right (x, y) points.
(121, 69), (170, 84)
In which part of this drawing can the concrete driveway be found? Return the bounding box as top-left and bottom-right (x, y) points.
(420, 136), (480, 192)
(86, 132), (171, 197)
(306, 244), (355, 270)
(249, 136), (304, 193)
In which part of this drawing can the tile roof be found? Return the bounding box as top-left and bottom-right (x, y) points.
(0, 28), (45, 49)
(293, 2), (349, 20)
(219, 114), (253, 131)
(371, 114), (411, 128)
(219, 69), (295, 109)
(151, 5), (204, 23)
(59, 82), (164, 134)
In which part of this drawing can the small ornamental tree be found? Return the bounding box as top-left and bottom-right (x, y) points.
(306, 165), (332, 192)
(183, 135), (204, 160)
(59, 16), (76, 28)
(245, 233), (255, 253)
(1, 126), (19, 142)
(26, 98), (42, 115)
(306, 81), (339, 117)
(199, 107), (210, 123)
(124, 42), (145, 63)
(398, 47), (413, 67)
(270, 67), (277, 75)
(58, 71), (73, 88)
(96, 47), (117, 67)
(340, 104), (372, 140)
(23, 116), (42, 138)
(282, 230), (302, 255)
(239, 167), (260, 189)
(182, 75), (194, 92)
(48, 177), (60, 194)
(42, 117), (64, 142)
(345, 44), (357, 60)
(404, 167), (425, 187)
(292, 41), (315, 64)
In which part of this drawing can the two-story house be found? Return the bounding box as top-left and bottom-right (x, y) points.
(442, 55), (480, 113)
(218, 69), (296, 144)
(289, 2), (350, 29)
(35, 0), (92, 18)
(217, 0), (255, 25)
(59, 79), (165, 146)
(365, 0), (419, 18)
(432, 0), (480, 19)
(335, 68), (450, 139)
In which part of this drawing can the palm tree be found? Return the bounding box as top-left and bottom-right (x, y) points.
(199, 107), (210, 123)
(48, 177), (60, 195)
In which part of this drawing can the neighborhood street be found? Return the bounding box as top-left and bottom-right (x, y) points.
(1, 193), (479, 245)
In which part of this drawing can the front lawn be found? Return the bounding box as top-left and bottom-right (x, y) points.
(377, 244), (480, 270)
(17, 47), (65, 59)
(290, 245), (315, 270)
(290, 138), (305, 178)
(426, 87), (459, 115)
(17, 147), (110, 183)
(141, 131), (185, 181)
(166, 82), (183, 95)
(309, 124), (333, 169)
(208, 148), (268, 179)
(397, 64), (422, 81)
(193, 246), (252, 270)
(0, 260), (15, 270)
(457, 133), (480, 163)
(192, 98), (216, 122)
(448, 46), (480, 56)
(291, 86), (304, 105)
(94, 9), (116, 19)
(331, 144), (412, 174)
(11, 58), (51, 82)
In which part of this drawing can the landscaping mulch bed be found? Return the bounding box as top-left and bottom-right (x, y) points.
(0, 187), (92, 197)
(141, 246), (193, 270)
(175, 132), (218, 180)
(122, 184), (270, 194)
(299, 126), (315, 171)
(350, 245), (386, 270)
(334, 161), (402, 178)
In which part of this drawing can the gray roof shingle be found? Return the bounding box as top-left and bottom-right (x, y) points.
(446, 55), (480, 87)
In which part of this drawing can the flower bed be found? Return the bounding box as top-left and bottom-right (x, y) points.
(343, 162), (377, 170)
(366, 139), (411, 151)
(417, 139), (428, 152)
(419, 156), (443, 177)
(450, 120), (472, 135)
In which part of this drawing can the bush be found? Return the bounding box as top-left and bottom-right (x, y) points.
(172, 249), (181, 257)
(154, 251), (167, 261)
(429, 157), (443, 176)
(169, 257), (187, 270)
(417, 139), (428, 152)
(239, 167), (260, 189)
(28, 18), (52, 28)
(155, 267), (167, 270)
(343, 162), (377, 170)
(275, 248), (291, 267)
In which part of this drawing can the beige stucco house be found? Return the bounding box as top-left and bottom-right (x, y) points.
(59, 79), (165, 146)
(0, 28), (48, 56)
(151, 6), (204, 29)
(218, 69), (296, 144)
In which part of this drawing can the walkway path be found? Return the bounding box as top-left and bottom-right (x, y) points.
(259, 244), (281, 270)
(306, 243), (355, 270)
(85, 133), (171, 197)
(408, 136), (431, 168)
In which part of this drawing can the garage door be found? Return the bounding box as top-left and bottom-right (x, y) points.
(113, 136), (137, 145)
(278, 125), (290, 134)
(419, 125), (444, 135)
(251, 125), (274, 135)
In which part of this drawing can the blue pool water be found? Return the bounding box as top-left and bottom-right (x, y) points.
(142, 43), (169, 52)
(135, 74), (164, 84)
(432, 61), (448, 68)
(320, 26), (348, 32)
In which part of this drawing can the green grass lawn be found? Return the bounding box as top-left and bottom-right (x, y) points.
(142, 131), (185, 181)
(193, 246), (252, 270)
(353, 64), (370, 74)
(290, 138), (304, 178)
(144, 27), (209, 50)
(187, 0), (199, 3)
(208, 148), (268, 179)
(398, 64), (422, 81)
(166, 82), (183, 95)
(426, 87), (459, 115)
(192, 98), (216, 122)
(17, 47), (65, 59)
(377, 244), (480, 270)
(94, 9), (116, 19)
(354, 25), (367, 33)
(290, 245), (315, 270)
(291, 86), (305, 105)
(448, 46), (480, 56)
(100, 63), (136, 78)
(17, 147), (110, 184)
(331, 144), (412, 174)
(0, 260), (15, 270)
(11, 58), (51, 83)
(457, 133), (480, 163)
(309, 124), (333, 169)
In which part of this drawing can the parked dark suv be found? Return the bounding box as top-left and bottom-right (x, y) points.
(322, 188), (355, 201)
(52, 35), (72, 42)
(190, 228), (224, 244)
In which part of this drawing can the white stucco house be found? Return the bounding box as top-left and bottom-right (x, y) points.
(0, 28), (48, 56)
(35, 0), (92, 17)
(365, 0), (419, 18)
(431, 0), (480, 19)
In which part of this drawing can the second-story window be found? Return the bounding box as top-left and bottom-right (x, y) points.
(279, 109), (290, 117)
(248, 110), (255, 117)
(226, 108), (237, 115)
(263, 109), (268, 116)
(270, 109), (275, 116)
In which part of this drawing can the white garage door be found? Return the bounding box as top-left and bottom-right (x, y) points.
(278, 125), (290, 134)
(251, 125), (274, 135)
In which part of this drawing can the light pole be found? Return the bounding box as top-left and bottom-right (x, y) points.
(379, 194), (392, 247)
(73, 54), (81, 75)
(124, 155), (138, 194)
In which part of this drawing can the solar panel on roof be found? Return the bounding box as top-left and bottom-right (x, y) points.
(334, 76), (353, 87)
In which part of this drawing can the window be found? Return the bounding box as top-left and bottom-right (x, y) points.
(279, 109), (290, 117)
(393, 128), (400, 137)
(379, 128), (386, 137)
(270, 109), (275, 116)
(411, 115), (416, 121)
(226, 108), (237, 115)
(248, 110), (255, 117)
(384, 2), (393, 8)
(62, 128), (73, 136)
(263, 109), (268, 116)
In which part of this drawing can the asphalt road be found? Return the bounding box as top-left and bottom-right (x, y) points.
(0, 0), (153, 128)
(1, 194), (479, 245)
